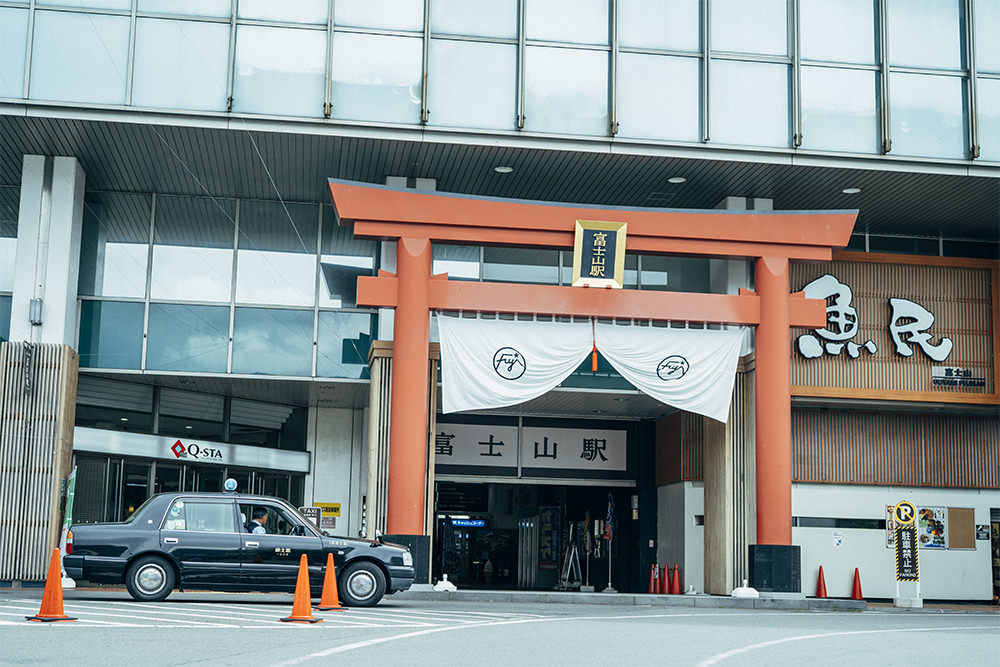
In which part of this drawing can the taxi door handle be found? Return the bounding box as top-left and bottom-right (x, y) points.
(164, 538), (178, 544)
(246, 541), (259, 547)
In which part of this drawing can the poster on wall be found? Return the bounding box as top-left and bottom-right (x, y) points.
(885, 505), (896, 548)
(917, 506), (948, 549)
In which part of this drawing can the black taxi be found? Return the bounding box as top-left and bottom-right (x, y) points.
(63, 492), (414, 607)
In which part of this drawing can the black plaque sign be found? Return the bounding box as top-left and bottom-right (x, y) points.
(895, 525), (919, 581)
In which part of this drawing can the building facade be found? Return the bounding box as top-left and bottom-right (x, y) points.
(0, 0), (997, 600)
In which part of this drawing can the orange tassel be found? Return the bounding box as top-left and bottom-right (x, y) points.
(591, 346), (598, 371)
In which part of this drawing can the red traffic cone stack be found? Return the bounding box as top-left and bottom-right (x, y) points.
(315, 553), (345, 611)
(670, 563), (681, 594)
(851, 567), (864, 600)
(280, 554), (322, 623)
(815, 566), (828, 598)
(648, 563), (658, 594)
(26, 548), (76, 622)
(660, 565), (668, 594)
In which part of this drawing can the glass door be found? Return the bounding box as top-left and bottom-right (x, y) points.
(154, 463), (182, 494)
(122, 461), (151, 519)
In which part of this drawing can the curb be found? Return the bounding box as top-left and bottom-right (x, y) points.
(392, 589), (867, 611)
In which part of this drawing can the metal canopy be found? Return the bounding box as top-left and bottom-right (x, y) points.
(1, 113), (997, 242)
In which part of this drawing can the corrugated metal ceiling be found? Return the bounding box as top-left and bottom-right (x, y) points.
(1, 115), (997, 241)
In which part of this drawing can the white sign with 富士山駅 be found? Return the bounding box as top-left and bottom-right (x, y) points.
(520, 426), (627, 472)
(791, 253), (996, 401)
(433, 423), (519, 469)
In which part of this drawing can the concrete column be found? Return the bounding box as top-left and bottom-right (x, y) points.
(386, 237), (432, 535)
(10, 156), (85, 347)
(304, 406), (366, 536)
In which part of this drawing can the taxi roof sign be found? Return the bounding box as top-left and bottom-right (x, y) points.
(893, 500), (916, 525)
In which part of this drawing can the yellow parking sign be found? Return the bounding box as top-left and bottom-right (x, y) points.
(893, 500), (916, 525)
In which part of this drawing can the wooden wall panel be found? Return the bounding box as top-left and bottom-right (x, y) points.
(791, 253), (997, 404)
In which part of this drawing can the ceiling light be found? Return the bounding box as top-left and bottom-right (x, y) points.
(494, 166), (513, 173)
(120, 417), (128, 422)
(842, 187), (861, 194)
(185, 425), (193, 429)
(667, 176), (687, 184)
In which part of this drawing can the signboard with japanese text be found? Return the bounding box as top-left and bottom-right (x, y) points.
(520, 426), (628, 473)
(790, 253), (997, 402)
(538, 506), (561, 571)
(571, 220), (627, 289)
(893, 501), (919, 581)
(435, 419), (633, 481)
(433, 422), (519, 473)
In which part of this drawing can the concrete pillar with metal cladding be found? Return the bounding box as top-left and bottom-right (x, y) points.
(0, 155), (83, 582)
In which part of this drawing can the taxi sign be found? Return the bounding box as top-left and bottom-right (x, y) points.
(893, 501), (916, 525)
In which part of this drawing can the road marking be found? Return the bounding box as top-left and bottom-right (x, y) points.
(274, 612), (808, 665)
(695, 625), (999, 666)
(0, 602), (238, 627)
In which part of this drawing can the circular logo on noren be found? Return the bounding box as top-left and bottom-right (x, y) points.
(493, 347), (526, 380)
(656, 355), (689, 381)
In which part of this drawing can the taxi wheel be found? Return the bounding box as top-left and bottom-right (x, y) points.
(125, 555), (175, 602)
(339, 561), (385, 607)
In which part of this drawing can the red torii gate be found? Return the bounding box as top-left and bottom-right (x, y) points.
(329, 179), (856, 563)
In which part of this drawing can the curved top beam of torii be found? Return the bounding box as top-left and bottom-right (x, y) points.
(327, 179), (858, 328)
(328, 178), (857, 261)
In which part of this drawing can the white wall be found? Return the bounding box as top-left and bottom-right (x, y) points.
(793, 483), (999, 601)
(305, 406), (366, 537)
(656, 481), (705, 592)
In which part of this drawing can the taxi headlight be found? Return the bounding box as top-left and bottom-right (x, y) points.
(402, 550), (413, 567)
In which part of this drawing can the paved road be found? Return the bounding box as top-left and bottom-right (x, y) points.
(1, 591), (997, 666)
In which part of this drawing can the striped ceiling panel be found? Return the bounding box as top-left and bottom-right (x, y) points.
(1, 115), (997, 241)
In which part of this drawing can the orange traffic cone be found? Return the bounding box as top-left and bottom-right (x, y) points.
(315, 553), (345, 611)
(851, 567), (864, 600)
(660, 565), (668, 594)
(815, 566), (828, 599)
(26, 548), (76, 622)
(280, 554), (322, 623)
(648, 563), (658, 594)
(670, 563), (681, 594)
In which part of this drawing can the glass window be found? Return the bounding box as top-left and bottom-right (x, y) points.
(887, 0), (962, 70)
(977, 77), (1000, 161)
(976, 0), (1000, 73)
(151, 196), (235, 303)
(890, 72), (966, 159)
(483, 247), (559, 284)
(236, 201), (318, 306)
(0, 8), (28, 98)
(0, 295), (11, 343)
(562, 251), (636, 287)
(432, 244), (479, 281)
(37, 0), (131, 8)
(799, 0), (875, 64)
(138, 0), (231, 17)
(710, 0), (786, 55)
(30, 11), (130, 105)
(430, 0), (517, 39)
(525, 0), (608, 45)
(164, 500), (235, 532)
(146, 304), (230, 373)
(230, 399), (303, 449)
(78, 193), (151, 298)
(76, 375), (154, 433)
(709, 60), (789, 148)
(428, 40), (516, 130)
(524, 46), (608, 136)
(332, 32), (423, 124)
(159, 387), (225, 440)
(132, 19), (229, 111)
(334, 0), (424, 31)
(317, 311), (374, 378)
(233, 25), (326, 117)
(640, 255), (710, 292)
(617, 53), (699, 142)
(800, 66), (878, 153)
(78, 301), (144, 369)
(232, 308), (313, 376)
(319, 207), (377, 308)
(238, 0), (328, 24)
(617, 0), (699, 52)
(0, 187), (18, 292)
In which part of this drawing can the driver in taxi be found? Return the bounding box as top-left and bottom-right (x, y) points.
(248, 507), (268, 534)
